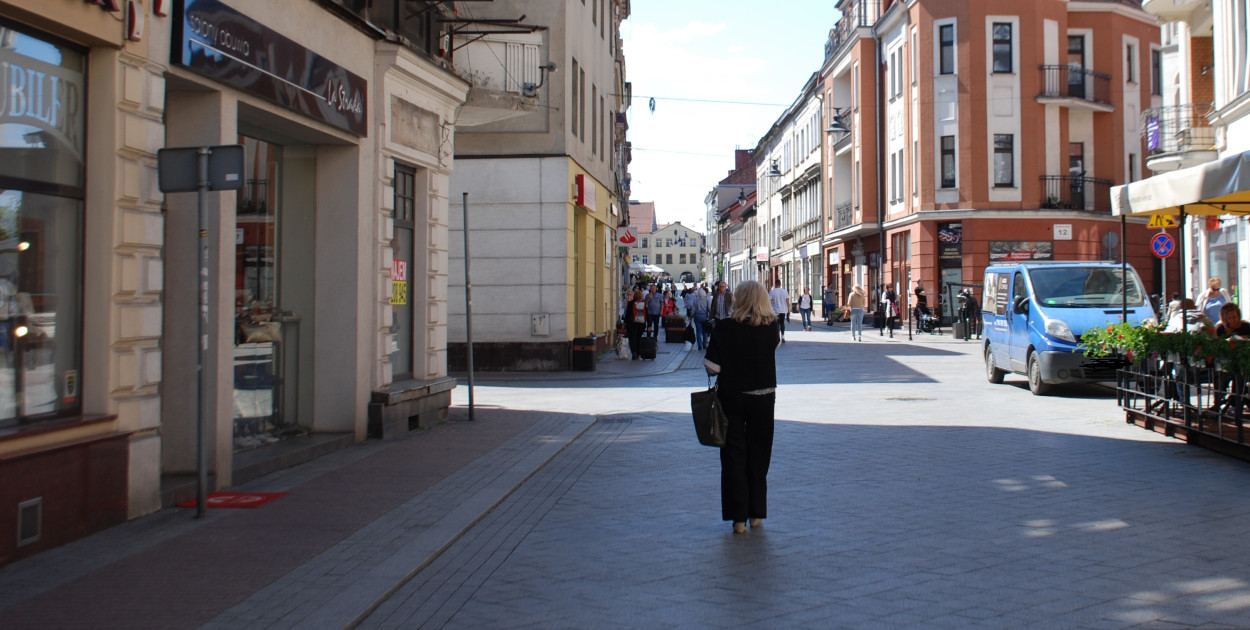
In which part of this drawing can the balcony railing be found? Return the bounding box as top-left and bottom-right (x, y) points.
(1040, 175), (1114, 213)
(834, 201), (854, 231)
(824, 1), (880, 61)
(1143, 103), (1216, 158)
(1037, 65), (1113, 109)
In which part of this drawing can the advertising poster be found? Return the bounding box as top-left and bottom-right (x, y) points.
(989, 241), (1054, 262)
(938, 222), (963, 262)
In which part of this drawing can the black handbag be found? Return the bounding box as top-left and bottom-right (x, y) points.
(691, 377), (728, 447)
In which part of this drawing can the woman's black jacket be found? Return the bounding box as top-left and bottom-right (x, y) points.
(704, 318), (779, 394)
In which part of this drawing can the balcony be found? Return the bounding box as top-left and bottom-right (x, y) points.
(1040, 175), (1115, 213)
(1036, 66), (1114, 112)
(1142, 0), (1208, 22)
(834, 201), (854, 231)
(824, 1), (880, 61)
(1143, 104), (1219, 172)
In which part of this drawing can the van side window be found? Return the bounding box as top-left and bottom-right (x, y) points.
(983, 273), (998, 313)
(1013, 272), (1027, 309)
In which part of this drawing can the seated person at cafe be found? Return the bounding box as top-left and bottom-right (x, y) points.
(1164, 298), (1214, 333)
(1216, 302), (1250, 338)
(1208, 303), (1250, 413)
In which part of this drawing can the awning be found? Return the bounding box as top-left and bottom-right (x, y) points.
(1111, 150), (1250, 217)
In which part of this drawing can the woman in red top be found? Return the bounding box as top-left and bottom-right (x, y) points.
(661, 290), (677, 320)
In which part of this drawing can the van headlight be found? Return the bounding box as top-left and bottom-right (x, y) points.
(1045, 317), (1076, 342)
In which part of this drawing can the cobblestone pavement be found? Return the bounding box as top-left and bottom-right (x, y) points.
(4, 322), (1250, 629)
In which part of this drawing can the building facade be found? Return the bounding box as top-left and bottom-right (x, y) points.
(0, 0), (470, 566)
(648, 222), (704, 284)
(815, 0), (1171, 322)
(705, 149), (757, 287)
(447, 0), (631, 371)
(1142, 0), (1250, 302)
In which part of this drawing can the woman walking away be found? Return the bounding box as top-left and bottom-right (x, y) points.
(624, 289), (647, 360)
(848, 284), (867, 341)
(704, 280), (780, 534)
(798, 288), (814, 331)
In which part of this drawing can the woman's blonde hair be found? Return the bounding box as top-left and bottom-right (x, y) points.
(730, 280), (776, 326)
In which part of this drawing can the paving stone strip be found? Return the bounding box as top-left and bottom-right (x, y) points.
(355, 417), (633, 629)
(200, 413), (594, 630)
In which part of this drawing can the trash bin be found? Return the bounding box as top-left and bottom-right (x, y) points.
(571, 336), (597, 371)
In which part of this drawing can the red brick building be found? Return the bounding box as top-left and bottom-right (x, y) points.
(819, 0), (1177, 319)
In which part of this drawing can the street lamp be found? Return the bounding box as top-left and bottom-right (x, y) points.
(825, 106), (850, 138)
(736, 188), (748, 205)
(767, 160), (782, 178)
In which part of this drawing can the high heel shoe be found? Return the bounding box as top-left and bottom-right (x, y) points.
(749, 518), (763, 528)
(732, 521), (747, 534)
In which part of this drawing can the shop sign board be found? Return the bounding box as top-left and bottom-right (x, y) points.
(175, 0), (368, 136)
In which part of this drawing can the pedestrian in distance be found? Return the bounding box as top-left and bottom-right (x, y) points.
(848, 284), (867, 341)
(661, 290), (677, 321)
(798, 288), (814, 331)
(703, 280), (780, 535)
(624, 289), (647, 360)
(822, 286), (835, 324)
(710, 281), (733, 329)
(881, 286), (898, 338)
(644, 284), (663, 338)
(768, 280), (790, 343)
(690, 288), (712, 350)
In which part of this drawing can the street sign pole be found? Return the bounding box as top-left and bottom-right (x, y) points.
(158, 144), (244, 518)
(197, 147), (210, 518)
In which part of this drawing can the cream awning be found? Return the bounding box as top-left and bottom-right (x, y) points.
(1111, 150), (1250, 217)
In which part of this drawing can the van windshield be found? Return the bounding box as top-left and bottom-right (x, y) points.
(1028, 266), (1148, 307)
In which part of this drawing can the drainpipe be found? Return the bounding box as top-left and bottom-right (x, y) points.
(874, 20), (886, 321)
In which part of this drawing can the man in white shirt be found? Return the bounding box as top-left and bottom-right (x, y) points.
(768, 280), (790, 343)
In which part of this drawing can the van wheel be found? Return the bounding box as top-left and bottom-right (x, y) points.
(985, 345), (1005, 384)
(1028, 352), (1052, 396)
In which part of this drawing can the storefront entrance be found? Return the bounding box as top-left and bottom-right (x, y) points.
(232, 135), (313, 451)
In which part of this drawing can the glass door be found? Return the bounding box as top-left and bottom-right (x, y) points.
(1067, 35), (1086, 99)
(233, 136), (287, 450)
(1069, 142), (1085, 210)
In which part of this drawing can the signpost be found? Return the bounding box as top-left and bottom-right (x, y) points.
(158, 145), (245, 518)
(1147, 214), (1178, 229)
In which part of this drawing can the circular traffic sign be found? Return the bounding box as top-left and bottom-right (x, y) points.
(1151, 232), (1175, 259)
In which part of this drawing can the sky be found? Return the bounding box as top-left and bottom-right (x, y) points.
(620, 1), (839, 235)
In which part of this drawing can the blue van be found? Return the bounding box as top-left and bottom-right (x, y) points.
(982, 261), (1155, 395)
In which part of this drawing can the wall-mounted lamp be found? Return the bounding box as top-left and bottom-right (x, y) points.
(767, 160), (782, 178)
(826, 107), (850, 137)
(736, 188), (748, 205)
(522, 61), (559, 97)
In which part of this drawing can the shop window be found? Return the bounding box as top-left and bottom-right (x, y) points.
(0, 25), (86, 424)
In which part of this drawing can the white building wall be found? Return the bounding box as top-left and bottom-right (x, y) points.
(449, 157), (574, 344)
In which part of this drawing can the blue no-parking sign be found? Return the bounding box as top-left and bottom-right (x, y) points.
(1151, 232), (1175, 258)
